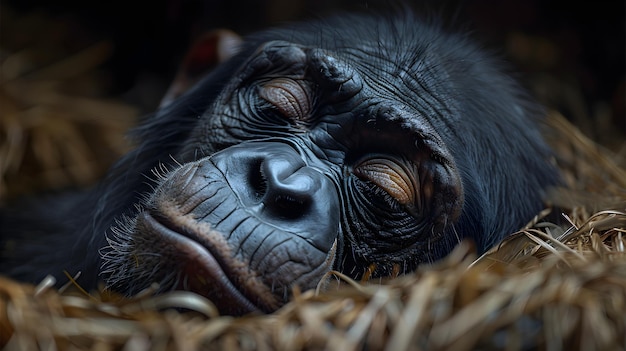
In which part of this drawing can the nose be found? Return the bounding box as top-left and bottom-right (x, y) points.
(259, 155), (320, 218)
(209, 141), (339, 251)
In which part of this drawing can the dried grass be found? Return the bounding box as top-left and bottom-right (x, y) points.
(0, 8), (137, 199)
(1, 208), (625, 350)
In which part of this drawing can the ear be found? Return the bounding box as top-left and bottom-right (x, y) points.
(160, 30), (242, 108)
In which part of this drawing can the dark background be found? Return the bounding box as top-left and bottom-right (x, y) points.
(2, 0), (624, 150)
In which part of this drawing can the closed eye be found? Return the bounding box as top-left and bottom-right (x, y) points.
(352, 157), (419, 215)
(258, 78), (313, 123)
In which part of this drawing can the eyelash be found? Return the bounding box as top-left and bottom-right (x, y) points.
(354, 177), (403, 211)
(354, 156), (416, 199)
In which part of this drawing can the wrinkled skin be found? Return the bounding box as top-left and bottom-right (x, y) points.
(0, 14), (560, 315)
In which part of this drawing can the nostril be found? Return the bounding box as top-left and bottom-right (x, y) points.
(248, 158), (267, 200)
(269, 193), (311, 219)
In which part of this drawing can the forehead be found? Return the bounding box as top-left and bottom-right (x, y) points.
(340, 45), (453, 112)
(256, 16), (463, 121)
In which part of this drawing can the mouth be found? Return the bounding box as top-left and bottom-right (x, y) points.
(136, 211), (266, 315)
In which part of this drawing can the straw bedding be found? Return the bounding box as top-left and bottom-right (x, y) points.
(1, 201), (625, 350)
(1, 10), (625, 351)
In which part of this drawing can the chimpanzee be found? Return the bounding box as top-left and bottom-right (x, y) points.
(0, 13), (560, 315)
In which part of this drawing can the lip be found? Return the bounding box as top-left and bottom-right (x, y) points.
(137, 211), (262, 315)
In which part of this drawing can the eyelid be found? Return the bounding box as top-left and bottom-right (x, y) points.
(258, 78), (312, 121)
(353, 158), (416, 205)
